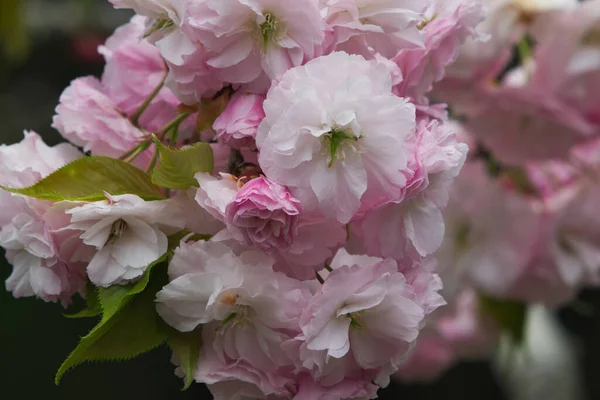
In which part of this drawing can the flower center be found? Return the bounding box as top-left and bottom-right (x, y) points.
(344, 311), (365, 330)
(322, 129), (361, 167)
(105, 219), (128, 246)
(259, 12), (280, 50)
(219, 304), (255, 330)
(417, 13), (438, 30)
(221, 294), (239, 306)
(217, 294), (255, 330)
(144, 18), (175, 38)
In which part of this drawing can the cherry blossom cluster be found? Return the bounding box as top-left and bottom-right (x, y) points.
(0, 0), (534, 397)
(392, 0), (600, 382)
(436, 0), (600, 305)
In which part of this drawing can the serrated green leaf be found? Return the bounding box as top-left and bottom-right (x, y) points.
(151, 136), (214, 190)
(480, 294), (528, 343)
(1, 156), (163, 201)
(167, 328), (203, 391)
(64, 282), (101, 319)
(55, 265), (169, 384)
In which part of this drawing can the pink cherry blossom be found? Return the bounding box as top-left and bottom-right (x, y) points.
(99, 15), (182, 132)
(435, 160), (541, 298)
(357, 118), (468, 262)
(109, 0), (195, 65)
(433, 2), (598, 166)
(507, 181), (600, 306)
(0, 132), (87, 305)
(402, 262), (446, 315)
(213, 92), (265, 148)
(436, 156), (600, 305)
(184, 0), (324, 89)
(194, 173), (345, 280)
(392, 0), (486, 103)
(52, 76), (148, 160)
(270, 213), (346, 281)
(157, 241), (309, 333)
(157, 240), (307, 329)
(256, 52), (416, 224)
(320, 0), (428, 58)
(462, 83), (596, 166)
(226, 176), (302, 250)
(195, 325), (296, 399)
(295, 249), (441, 388)
(63, 194), (185, 287)
(440, 0), (576, 87)
(194, 173), (241, 222)
(165, 46), (225, 105)
(529, 0), (600, 127)
(156, 241), (311, 397)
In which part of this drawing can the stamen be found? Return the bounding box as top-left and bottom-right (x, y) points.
(144, 18), (175, 39)
(417, 13), (438, 30)
(260, 12), (279, 50)
(217, 304), (255, 331)
(221, 294), (239, 306)
(323, 130), (360, 167)
(345, 311), (365, 330)
(105, 219), (128, 246)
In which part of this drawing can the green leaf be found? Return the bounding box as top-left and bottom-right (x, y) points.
(480, 295), (528, 343)
(151, 136), (214, 190)
(55, 264), (169, 384)
(167, 328), (203, 390)
(64, 282), (101, 319)
(1, 156), (163, 201)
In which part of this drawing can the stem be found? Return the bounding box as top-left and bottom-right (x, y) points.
(119, 140), (149, 161)
(123, 141), (151, 163)
(158, 112), (192, 142)
(129, 72), (167, 127)
(146, 146), (160, 173)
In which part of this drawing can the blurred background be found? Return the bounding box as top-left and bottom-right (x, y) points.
(1, 1), (600, 399)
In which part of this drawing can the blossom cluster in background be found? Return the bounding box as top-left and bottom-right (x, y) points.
(399, 0), (600, 380)
(1, 0), (599, 399)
